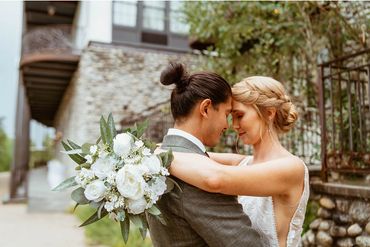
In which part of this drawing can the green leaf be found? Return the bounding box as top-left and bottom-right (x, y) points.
(164, 178), (174, 193)
(154, 214), (167, 226)
(62, 141), (86, 165)
(72, 203), (79, 213)
(167, 177), (183, 192)
(130, 214), (143, 229)
(139, 215), (149, 240)
(135, 119), (149, 138)
(120, 218), (130, 244)
(100, 116), (109, 145)
(143, 139), (157, 152)
(158, 149), (174, 168)
(71, 187), (89, 204)
(81, 143), (93, 154)
(147, 205), (161, 216)
(97, 202), (105, 219)
(96, 136), (102, 144)
(52, 176), (78, 191)
(67, 140), (81, 149)
(79, 208), (108, 227)
(107, 113), (117, 139)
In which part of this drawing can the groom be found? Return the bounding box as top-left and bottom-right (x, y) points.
(147, 63), (263, 246)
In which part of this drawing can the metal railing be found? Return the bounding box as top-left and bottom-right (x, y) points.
(318, 48), (370, 181)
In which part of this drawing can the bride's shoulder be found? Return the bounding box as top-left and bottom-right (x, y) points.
(238, 155), (253, 166)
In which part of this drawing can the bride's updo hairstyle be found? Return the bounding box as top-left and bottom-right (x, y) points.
(232, 76), (298, 134)
(160, 62), (232, 121)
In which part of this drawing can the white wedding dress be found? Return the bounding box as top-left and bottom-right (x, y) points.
(238, 156), (309, 247)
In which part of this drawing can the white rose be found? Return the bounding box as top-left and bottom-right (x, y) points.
(84, 180), (107, 202)
(134, 140), (144, 149)
(151, 176), (167, 197)
(113, 133), (134, 157)
(142, 155), (161, 174)
(127, 197), (147, 214)
(91, 157), (115, 179)
(142, 148), (151, 156)
(90, 145), (98, 155)
(85, 155), (94, 164)
(116, 165), (146, 200)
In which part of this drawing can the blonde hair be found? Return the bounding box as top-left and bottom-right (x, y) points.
(232, 76), (298, 134)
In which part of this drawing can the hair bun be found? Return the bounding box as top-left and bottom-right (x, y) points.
(160, 62), (189, 88)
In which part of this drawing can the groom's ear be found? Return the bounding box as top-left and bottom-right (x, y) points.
(199, 99), (212, 118)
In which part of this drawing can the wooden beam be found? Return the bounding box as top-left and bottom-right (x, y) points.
(27, 12), (74, 25)
(25, 76), (69, 85)
(20, 53), (80, 68)
(23, 67), (74, 78)
(28, 62), (77, 71)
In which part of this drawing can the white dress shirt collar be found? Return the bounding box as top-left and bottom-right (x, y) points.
(167, 128), (206, 152)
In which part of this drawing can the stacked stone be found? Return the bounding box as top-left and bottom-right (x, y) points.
(302, 196), (370, 247)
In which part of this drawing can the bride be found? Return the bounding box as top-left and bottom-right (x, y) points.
(166, 76), (309, 247)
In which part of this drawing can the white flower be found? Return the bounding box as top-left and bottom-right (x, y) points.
(79, 168), (95, 180)
(106, 171), (117, 185)
(90, 145), (98, 155)
(91, 157), (115, 179)
(113, 133), (134, 157)
(98, 150), (108, 159)
(104, 201), (115, 212)
(134, 140), (144, 148)
(116, 165), (146, 200)
(151, 176), (167, 198)
(85, 155), (93, 164)
(161, 167), (170, 176)
(142, 155), (161, 174)
(142, 148), (151, 156)
(127, 197), (147, 214)
(84, 180), (107, 202)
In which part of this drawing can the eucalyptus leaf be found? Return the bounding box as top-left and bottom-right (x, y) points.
(71, 187), (89, 204)
(52, 176), (77, 191)
(96, 136), (102, 144)
(79, 208), (108, 227)
(120, 218), (130, 244)
(107, 113), (117, 139)
(136, 119), (149, 138)
(97, 201), (105, 219)
(81, 143), (93, 154)
(139, 215), (149, 240)
(73, 203), (79, 213)
(147, 205), (161, 216)
(167, 177), (182, 192)
(130, 214), (143, 229)
(100, 116), (108, 145)
(62, 141), (86, 165)
(67, 140), (81, 149)
(164, 179), (175, 193)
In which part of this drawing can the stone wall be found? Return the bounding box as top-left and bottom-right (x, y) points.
(302, 185), (370, 247)
(54, 42), (200, 174)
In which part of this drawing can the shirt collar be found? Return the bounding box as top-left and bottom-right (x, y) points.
(167, 128), (206, 152)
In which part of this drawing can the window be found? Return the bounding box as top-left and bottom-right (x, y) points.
(170, 1), (189, 34)
(113, 1), (138, 27)
(142, 1), (166, 31)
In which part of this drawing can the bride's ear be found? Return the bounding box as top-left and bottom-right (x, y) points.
(266, 107), (276, 121)
(199, 99), (212, 118)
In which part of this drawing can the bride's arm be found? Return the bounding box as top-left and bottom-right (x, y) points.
(207, 152), (246, 166)
(169, 153), (304, 197)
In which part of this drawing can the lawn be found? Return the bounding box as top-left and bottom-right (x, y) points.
(74, 205), (153, 247)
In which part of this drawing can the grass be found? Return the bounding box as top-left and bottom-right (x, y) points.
(302, 200), (319, 235)
(74, 205), (153, 247)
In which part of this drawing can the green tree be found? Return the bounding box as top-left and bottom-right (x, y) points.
(184, 1), (369, 107)
(0, 118), (12, 172)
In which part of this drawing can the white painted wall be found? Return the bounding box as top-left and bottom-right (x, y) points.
(72, 1), (112, 50)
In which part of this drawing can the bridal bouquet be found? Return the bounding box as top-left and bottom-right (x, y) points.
(53, 113), (176, 243)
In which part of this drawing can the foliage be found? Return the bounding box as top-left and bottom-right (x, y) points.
(0, 118), (12, 172)
(184, 1), (369, 107)
(74, 205), (153, 247)
(302, 200), (319, 235)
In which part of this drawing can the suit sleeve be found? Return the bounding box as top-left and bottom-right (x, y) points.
(182, 185), (264, 247)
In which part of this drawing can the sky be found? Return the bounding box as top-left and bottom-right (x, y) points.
(0, 1), (52, 148)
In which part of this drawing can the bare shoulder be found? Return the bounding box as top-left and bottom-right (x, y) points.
(278, 155), (305, 181)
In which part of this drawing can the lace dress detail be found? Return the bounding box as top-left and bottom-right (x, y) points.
(238, 156), (310, 247)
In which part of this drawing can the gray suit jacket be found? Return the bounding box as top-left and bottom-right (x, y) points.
(147, 135), (263, 247)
